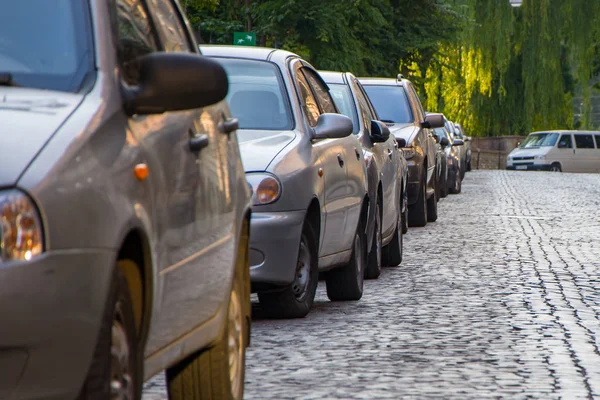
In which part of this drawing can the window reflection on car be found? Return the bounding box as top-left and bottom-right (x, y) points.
(362, 85), (413, 123)
(519, 132), (560, 148)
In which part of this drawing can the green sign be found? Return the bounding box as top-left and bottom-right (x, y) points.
(233, 32), (256, 46)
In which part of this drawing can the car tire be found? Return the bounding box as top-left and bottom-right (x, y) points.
(167, 225), (250, 400)
(426, 176), (438, 223)
(382, 218), (403, 267)
(467, 159), (472, 172)
(78, 265), (140, 400)
(326, 221), (365, 301)
(408, 169), (427, 228)
(401, 188), (409, 234)
(440, 163), (449, 198)
(551, 163), (562, 172)
(258, 221), (318, 319)
(364, 202), (382, 279)
(450, 167), (462, 194)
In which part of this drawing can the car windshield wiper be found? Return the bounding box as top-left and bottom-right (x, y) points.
(0, 73), (20, 87)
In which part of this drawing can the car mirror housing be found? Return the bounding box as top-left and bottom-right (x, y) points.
(313, 113), (353, 139)
(421, 113), (444, 129)
(123, 52), (229, 116)
(396, 137), (407, 148)
(453, 139), (465, 146)
(440, 137), (450, 147)
(370, 120), (391, 143)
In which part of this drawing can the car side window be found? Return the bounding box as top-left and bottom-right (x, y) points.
(295, 69), (321, 127)
(558, 134), (573, 149)
(146, 0), (193, 52)
(595, 135), (600, 149)
(301, 68), (337, 114)
(113, 0), (159, 85)
(350, 79), (373, 134)
(574, 134), (595, 149)
(405, 83), (425, 122)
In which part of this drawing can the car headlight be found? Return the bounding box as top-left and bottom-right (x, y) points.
(402, 147), (416, 160)
(0, 190), (44, 262)
(246, 173), (282, 206)
(535, 155), (546, 160)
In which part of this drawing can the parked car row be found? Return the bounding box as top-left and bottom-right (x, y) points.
(0, 2), (472, 398)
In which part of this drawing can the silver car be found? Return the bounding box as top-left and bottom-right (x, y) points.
(0, 1), (251, 399)
(202, 46), (369, 319)
(320, 71), (408, 279)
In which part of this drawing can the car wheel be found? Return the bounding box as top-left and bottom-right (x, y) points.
(401, 188), (409, 234)
(551, 163), (562, 172)
(365, 202), (382, 279)
(467, 159), (472, 172)
(440, 163), (448, 198)
(326, 221), (365, 301)
(382, 217), (403, 267)
(257, 221), (318, 319)
(426, 175), (438, 223)
(450, 167), (462, 194)
(167, 227), (250, 400)
(408, 169), (427, 227)
(78, 266), (140, 400)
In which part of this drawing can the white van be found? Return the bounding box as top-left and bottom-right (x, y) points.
(506, 130), (600, 173)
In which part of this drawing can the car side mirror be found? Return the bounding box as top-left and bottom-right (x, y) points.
(370, 120), (391, 143)
(465, 137), (471, 142)
(453, 139), (464, 146)
(440, 137), (450, 147)
(396, 138), (407, 148)
(313, 113), (353, 139)
(123, 52), (229, 116)
(420, 113), (444, 129)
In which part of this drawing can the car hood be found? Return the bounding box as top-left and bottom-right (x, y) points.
(508, 147), (548, 158)
(238, 130), (297, 172)
(0, 88), (84, 187)
(388, 123), (419, 145)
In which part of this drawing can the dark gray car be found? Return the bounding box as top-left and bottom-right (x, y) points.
(203, 46), (369, 319)
(359, 76), (444, 227)
(320, 71), (408, 278)
(434, 125), (464, 195)
(0, 2), (252, 399)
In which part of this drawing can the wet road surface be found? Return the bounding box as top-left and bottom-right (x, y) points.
(143, 170), (600, 399)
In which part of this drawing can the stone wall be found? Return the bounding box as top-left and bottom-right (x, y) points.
(470, 136), (527, 170)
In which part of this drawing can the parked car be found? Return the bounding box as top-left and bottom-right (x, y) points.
(506, 130), (600, 172)
(445, 119), (467, 180)
(453, 122), (472, 172)
(359, 75), (444, 227)
(203, 46), (370, 318)
(0, 2), (253, 400)
(434, 126), (464, 194)
(320, 71), (408, 278)
(427, 112), (448, 201)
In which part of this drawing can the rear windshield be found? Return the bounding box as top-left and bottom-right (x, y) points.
(0, 1), (94, 92)
(362, 85), (413, 123)
(217, 58), (293, 131)
(520, 132), (559, 148)
(328, 84), (359, 134)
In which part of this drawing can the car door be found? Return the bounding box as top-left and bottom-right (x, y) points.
(555, 133), (575, 172)
(573, 133), (596, 172)
(119, 0), (235, 355)
(406, 82), (436, 184)
(352, 78), (398, 237)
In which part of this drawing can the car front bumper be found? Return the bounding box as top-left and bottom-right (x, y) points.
(0, 249), (115, 400)
(506, 162), (552, 171)
(249, 210), (306, 288)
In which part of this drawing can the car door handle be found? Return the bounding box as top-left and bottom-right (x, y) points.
(354, 148), (361, 160)
(219, 118), (239, 134)
(337, 154), (344, 167)
(394, 141), (398, 149)
(387, 149), (393, 160)
(189, 134), (209, 152)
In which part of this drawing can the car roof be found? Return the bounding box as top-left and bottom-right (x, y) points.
(199, 45), (299, 63)
(358, 77), (406, 87)
(318, 70), (347, 85)
(530, 130), (600, 134)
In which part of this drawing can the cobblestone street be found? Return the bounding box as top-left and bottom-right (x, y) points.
(143, 170), (600, 399)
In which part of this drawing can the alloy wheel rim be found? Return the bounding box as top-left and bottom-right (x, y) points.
(292, 238), (311, 301)
(227, 284), (244, 399)
(110, 307), (134, 400)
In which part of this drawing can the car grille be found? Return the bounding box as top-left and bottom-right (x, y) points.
(512, 156), (534, 161)
(514, 162), (534, 166)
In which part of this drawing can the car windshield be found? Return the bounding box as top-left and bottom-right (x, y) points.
(0, 1), (94, 93)
(520, 132), (560, 148)
(328, 84), (359, 134)
(434, 127), (449, 140)
(217, 58), (293, 131)
(362, 85), (413, 123)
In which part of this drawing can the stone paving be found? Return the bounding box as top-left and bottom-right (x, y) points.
(143, 170), (600, 399)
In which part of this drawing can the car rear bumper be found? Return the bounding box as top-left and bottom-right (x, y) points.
(249, 210), (306, 288)
(0, 249), (114, 400)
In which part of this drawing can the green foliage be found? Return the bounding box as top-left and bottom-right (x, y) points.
(181, 0), (600, 136)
